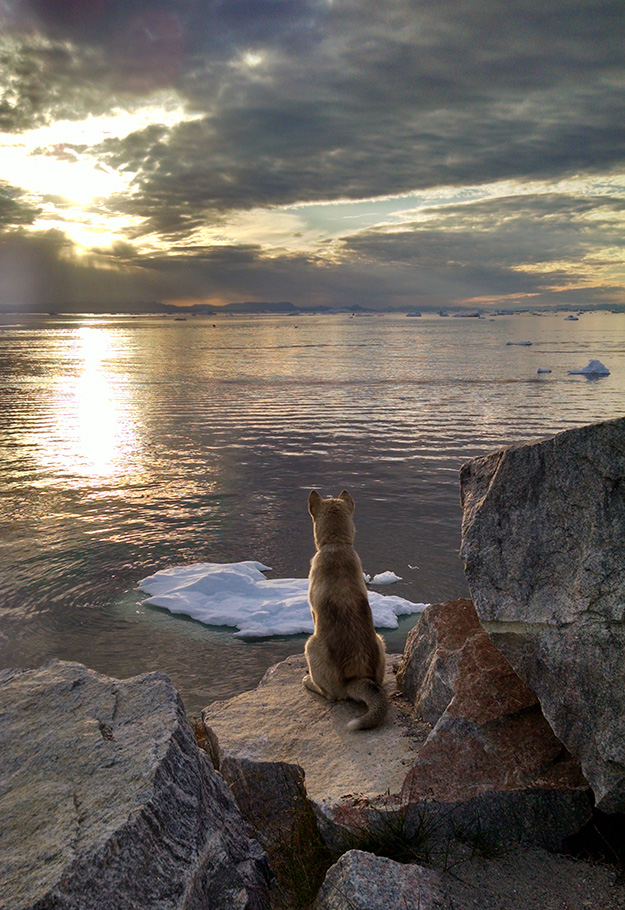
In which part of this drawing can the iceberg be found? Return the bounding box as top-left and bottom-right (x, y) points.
(369, 571), (402, 584)
(138, 561), (426, 638)
(537, 368), (552, 374)
(568, 360), (610, 376)
(506, 341), (532, 346)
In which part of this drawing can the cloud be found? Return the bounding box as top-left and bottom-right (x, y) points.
(341, 192), (625, 299)
(0, 181), (40, 227)
(0, 0), (624, 309)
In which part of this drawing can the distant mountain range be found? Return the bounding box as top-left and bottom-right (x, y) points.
(0, 300), (379, 316)
(3, 299), (624, 316)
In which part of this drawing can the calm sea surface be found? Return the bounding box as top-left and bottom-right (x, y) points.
(1, 311), (624, 713)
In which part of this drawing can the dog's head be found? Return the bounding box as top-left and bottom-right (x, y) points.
(308, 490), (356, 547)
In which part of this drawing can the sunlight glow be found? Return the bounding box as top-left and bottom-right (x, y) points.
(0, 90), (201, 212)
(39, 327), (141, 481)
(243, 52), (264, 68)
(190, 206), (326, 254)
(75, 330), (120, 474)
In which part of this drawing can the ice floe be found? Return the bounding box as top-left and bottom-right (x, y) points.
(368, 571), (403, 585)
(138, 561), (426, 638)
(568, 359), (610, 376)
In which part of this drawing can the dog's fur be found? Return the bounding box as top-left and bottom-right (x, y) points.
(303, 490), (388, 731)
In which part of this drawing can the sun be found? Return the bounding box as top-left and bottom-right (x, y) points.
(0, 90), (202, 239)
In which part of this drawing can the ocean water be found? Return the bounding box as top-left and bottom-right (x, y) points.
(1, 311), (623, 713)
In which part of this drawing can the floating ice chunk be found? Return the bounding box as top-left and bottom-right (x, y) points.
(138, 561), (426, 638)
(565, 315), (579, 321)
(369, 571), (402, 585)
(537, 368), (552, 374)
(568, 359), (610, 376)
(506, 341), (532, 346)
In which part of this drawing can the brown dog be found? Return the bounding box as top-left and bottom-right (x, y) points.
(304, 490), (388, 730)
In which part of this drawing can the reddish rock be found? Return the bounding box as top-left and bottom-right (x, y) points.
(395, 598), (538, 726)
(397, 599), (588, 803)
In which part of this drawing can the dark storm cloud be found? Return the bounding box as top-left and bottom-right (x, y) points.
(6, 0), (624, 218)
(92, 0), (625, 234)
(347, 194), (625, 266)
(0, 226), (176, 306)
(0, 36), (123, 131)
(1, 0), (624, 308)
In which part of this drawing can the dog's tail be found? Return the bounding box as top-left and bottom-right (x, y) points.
(344, 678), (388, 731)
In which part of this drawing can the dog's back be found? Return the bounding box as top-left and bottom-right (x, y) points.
(309, 539), (382, 683)
(305, 490), (388, 730)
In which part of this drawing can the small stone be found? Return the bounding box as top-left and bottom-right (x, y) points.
(313, 850), (445, 910)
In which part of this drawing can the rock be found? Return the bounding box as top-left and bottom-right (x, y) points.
(202, 654), (428, 807)
(0, 660), (271, 910)
(314, 846), (625, 910)
(201, 654), (430, 860)
(395, 598), (538, 726)
(460, 416), (625, 812)
(216, 755), (332, 906)
(313, 850), (445, 910)
(441, 845), (625, 910)
(396, 598), (591, 850)
(398, 598), (586, 798)
(218, 757), (310, 855)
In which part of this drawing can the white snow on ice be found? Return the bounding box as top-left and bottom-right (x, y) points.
(568, 359), (610, 376)
(138, 561), (426, 638)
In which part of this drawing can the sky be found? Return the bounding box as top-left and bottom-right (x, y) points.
(0, 0), (624, 312)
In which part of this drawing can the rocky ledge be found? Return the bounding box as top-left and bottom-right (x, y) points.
(2, 416), (624, 909)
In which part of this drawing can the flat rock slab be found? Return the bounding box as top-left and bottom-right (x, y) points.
(202, 654), (429, 804)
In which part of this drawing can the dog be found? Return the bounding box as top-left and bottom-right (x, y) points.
(303, 489), (388, 731)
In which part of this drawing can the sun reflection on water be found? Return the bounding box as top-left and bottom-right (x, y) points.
(41, 325), (140, 483)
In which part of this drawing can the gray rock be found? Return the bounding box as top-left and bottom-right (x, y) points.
(441, 845), (625, 910)
(0, 660), (271, 910)
(460, 416), (625, 812)
(314, 844), (625, 910)
(219, 757), (311, 855)
(313, 850), (445, 910)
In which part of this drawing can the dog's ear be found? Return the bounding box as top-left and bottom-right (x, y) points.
(308, 489), (322, 516)
(338, 490), (355, 513)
